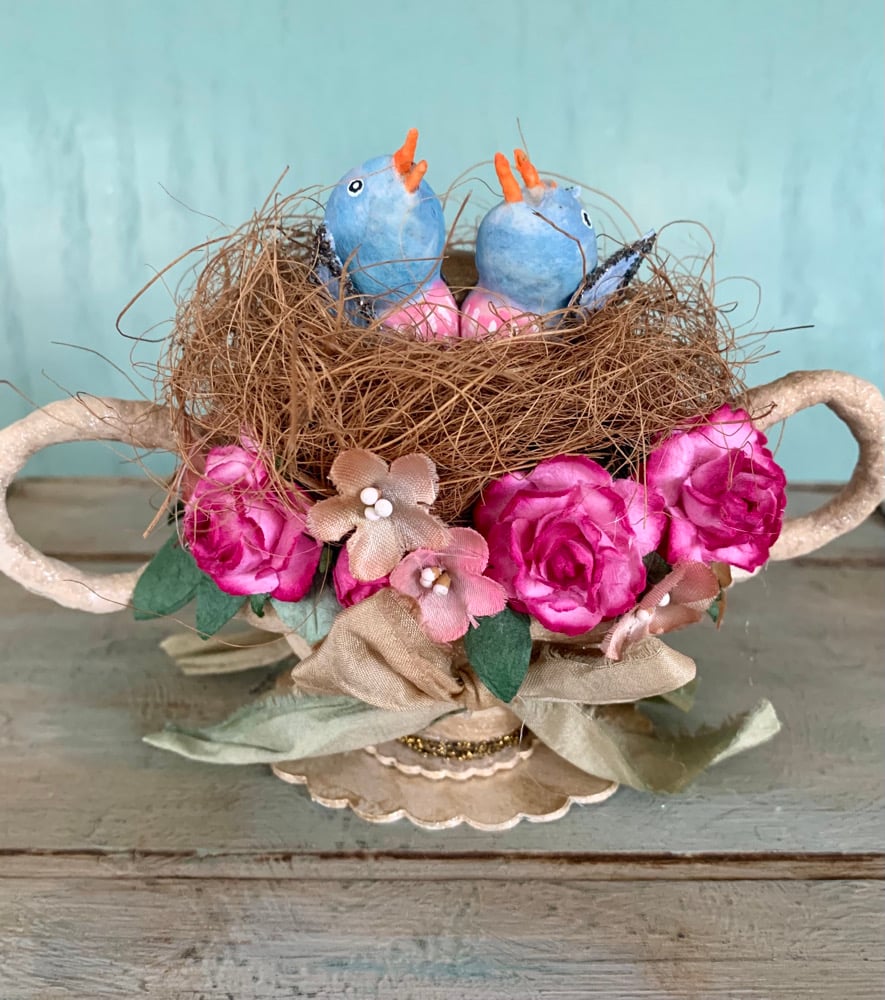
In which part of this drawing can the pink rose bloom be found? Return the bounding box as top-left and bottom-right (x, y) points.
(389, 528), (507, 643)
(645, 405), (787, 572)
(183, 444), (322, 600)
(333, 548), (389, 608)
(475, 456), (665, 637)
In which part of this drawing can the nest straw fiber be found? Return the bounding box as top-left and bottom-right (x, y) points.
(156, 191), (749, 523)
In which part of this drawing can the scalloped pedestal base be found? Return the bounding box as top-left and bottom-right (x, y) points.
(271, 741), (618, 831)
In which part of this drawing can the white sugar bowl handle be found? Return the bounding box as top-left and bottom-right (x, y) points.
(745, 370), (885, 562)
(0, 397), (176, 613)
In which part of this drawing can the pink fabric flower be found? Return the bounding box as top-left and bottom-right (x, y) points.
(307, 449), (450, 581)
(475, 455), (665, 637)
(645, 404), (787, 572)
(183, 444), (322, 601)
(332, 548), (389, 608)
(601, 561), (722, 660)
(389, 528), (507, 643)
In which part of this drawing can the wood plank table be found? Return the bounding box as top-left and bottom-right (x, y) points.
(1, 480), (883, 999)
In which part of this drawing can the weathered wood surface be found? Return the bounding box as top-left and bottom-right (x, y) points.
(1, 879), (881, 999)
(1, 479), (883, 998)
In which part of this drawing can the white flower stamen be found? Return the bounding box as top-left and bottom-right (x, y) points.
(373, 497), (393, 518)
(364, 506), (381, 521)
(360, 486), (380, 506)
(658, 592), (671, 607)
(420, 566), (450, 595)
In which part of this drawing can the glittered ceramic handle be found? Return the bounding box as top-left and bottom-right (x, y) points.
(745, 370), (885, 562)
(0, 397), (176, 613)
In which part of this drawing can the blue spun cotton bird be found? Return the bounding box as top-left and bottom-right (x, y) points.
(461, 149), (653, 337)
(318, 128), (459, 339)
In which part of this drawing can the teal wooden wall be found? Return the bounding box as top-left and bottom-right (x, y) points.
(1, 0), (882, 480)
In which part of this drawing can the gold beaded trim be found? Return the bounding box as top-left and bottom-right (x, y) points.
(397, 727), (524, 760)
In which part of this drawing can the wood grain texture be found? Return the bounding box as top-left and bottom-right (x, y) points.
(1, 878), (881, 999)
(7, 477), (168, 560)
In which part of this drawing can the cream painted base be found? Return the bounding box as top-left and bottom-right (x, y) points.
(271, 741), (618, 831)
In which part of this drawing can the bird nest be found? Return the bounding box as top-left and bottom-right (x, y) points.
(156, 192), (748, 523)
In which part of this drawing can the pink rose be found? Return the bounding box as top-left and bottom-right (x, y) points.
(475, 456), (665, 636)
(645, 405), (787, 572)
(333, 548), (389, 607)
(183, 444), (322, 600)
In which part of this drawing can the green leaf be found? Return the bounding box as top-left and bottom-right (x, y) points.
(271, 582), (342, 646)
(318, 546), (334, 574)
(195, 575), (245, 639)
(250, 593), (269, 618)
(707, 588), (726, 624)
(513, 698), (781, 793)
(144, 691), (459, 765)
(132, 533), (202, 621)
(463, 607), (532, 702)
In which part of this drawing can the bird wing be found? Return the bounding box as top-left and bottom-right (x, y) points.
(576, 230), (657, 313)
(309, 224), (374, 327)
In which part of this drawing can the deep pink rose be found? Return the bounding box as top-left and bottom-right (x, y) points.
(475, 456), (665, 636)
(183, 444), (322, 600)
(333, 548), (389, 608)
(645, 404), (787, 572)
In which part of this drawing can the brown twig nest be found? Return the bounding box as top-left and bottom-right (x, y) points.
(155, 191), (750, 523)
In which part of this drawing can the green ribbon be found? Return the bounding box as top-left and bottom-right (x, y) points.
(144, 692), (459, 765)
(511, 697), (781, 793)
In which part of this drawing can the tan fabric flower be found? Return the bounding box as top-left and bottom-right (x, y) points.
(307, 449), (451, 580)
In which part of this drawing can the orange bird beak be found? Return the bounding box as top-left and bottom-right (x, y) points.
(393, 128), (428, 194)
(513, 148), (541, 189)
(494, 152), (523, 203)
(514, 148), (553, 198)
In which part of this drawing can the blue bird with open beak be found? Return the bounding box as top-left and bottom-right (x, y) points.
(461, 149), (654, 337)
(317, 128), (459, 339)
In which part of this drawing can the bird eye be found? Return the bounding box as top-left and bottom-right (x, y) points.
(581, 210), (594, 229)
(347, 178), (364, 197)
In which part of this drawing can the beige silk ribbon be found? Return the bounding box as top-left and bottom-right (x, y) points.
(289, 589), (468, 709)
(287, 589), (695, 711)
(519, 639), (696, 704)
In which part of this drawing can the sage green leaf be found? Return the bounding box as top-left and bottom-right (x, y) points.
(195, 576), (245, 639)
(318, 546), (334, 574)
(132, 533), (202, 621)
(250, 593), (269, 618)
(271, 584), (342, 645)
(513, 697), (781, 793)
(144, 692), (458, 764)
(463, 607), (532, 702)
